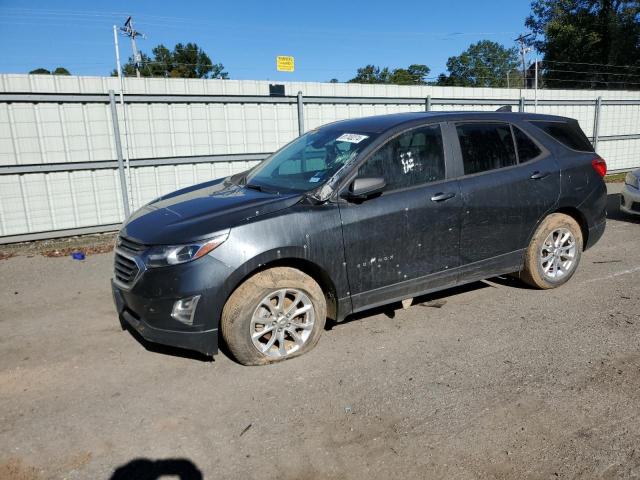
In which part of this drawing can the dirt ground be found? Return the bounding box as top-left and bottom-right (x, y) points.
(1, 186), (639, 480)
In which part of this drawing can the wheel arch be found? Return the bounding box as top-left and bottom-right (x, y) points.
(222, 252), (339, 322)
(551, 206), (589, 249)
(522, 206), (590, 267)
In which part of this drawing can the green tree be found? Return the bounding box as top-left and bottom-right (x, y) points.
(389, 64), (430, 85)
(348, 64), (430, 85)
(526, 0), (640, 89)
(29, 67), (71, 75)
(348, 65), (391, 84)
(437, 40), (520, 87)
(115, 42), (228, 79)
(52, 67), (71, 75)
(118, 52), (152, 77)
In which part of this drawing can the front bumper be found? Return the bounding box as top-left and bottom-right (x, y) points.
(111, 280), (218, 356)
(620, 183), (640, 215)
(111, 252), (234, 356)
(112, 280), (218, 356)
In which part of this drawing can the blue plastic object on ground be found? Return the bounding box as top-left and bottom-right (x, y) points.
(71, 251), (85, 260)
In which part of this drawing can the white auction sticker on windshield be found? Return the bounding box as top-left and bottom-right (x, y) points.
(336, 133), (369, 144)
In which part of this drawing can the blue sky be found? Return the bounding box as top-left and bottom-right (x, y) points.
(0, 0), (534, 81)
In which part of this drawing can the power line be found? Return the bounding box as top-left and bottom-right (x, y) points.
(542, 59), (640, 70)
(0, 7), (193, 23)
(0, 9), (519, 39)
(543, 67), (640, 79)
(542, 77), (640, 86)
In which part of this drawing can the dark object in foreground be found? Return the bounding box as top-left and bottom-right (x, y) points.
(112, 111), (607, 365)
(110, 458), (202, 480)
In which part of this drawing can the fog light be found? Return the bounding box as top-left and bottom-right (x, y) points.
(171, 295), (201, 325)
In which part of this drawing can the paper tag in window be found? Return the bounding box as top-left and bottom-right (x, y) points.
(337, 133), (369, 144)
(309, 176), (321, 183)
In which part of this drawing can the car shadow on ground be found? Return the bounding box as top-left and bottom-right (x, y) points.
(328, 278), (523, 329)
(110, 458), (202, 480)
(607, 192), (640, 223)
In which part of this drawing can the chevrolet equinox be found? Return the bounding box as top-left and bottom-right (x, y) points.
(112, 112), (607, 365)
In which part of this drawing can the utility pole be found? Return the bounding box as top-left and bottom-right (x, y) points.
(112, 24), (133, 213)
(120, 16), (145, 78)
(515, 33), (533, 89)
(534, 56), (539, 112)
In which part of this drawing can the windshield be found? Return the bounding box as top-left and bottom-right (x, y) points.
(245, 128), (377, 193)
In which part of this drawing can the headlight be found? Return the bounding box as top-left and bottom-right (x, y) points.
(625, 172), (639, 189)
(144, 232), (229, 268)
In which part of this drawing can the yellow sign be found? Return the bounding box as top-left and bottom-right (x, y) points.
(276, 56), (295, 72)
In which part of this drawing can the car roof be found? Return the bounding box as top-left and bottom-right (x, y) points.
(323, 111), (574, 134)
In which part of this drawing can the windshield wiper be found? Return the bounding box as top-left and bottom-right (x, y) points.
(245, 183), (263, 192)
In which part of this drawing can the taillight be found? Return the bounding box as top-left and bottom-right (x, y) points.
(592, 157), (607, 177)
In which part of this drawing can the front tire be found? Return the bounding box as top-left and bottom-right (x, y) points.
(520, 213), (583, 289)
(220, 267), (326, 365)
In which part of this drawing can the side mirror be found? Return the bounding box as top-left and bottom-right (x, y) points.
(342, 176), (386, 200)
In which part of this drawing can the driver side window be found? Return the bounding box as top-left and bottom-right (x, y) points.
(358, 124), (445, 191)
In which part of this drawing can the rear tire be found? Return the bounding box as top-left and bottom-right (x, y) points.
(519, 213), (583, 289)
(220, 267), (326, 366)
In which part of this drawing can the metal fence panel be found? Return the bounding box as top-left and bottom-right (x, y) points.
(599, 104), (640, 137)
(0, 169), (123, 236)
(1, 74), (639, 242)
(596, 138), (640, 172)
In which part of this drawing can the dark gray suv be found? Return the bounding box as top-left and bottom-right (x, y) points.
(112, 112), (607, 365)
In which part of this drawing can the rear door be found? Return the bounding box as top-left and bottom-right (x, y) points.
(338, 123), (462, 310)
(453, 121), (560, 269)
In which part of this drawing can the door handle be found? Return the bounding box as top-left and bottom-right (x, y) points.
(530, 171), (550, 180)
(430, 192), (456, 202)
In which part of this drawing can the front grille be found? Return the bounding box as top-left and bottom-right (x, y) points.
(113, 236), (146, 288)
(114, 252), (140, 287)
(117, 236), (146, 255)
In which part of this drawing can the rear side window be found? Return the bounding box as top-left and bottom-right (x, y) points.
(513, 127), (542, 162)
(359, 124), (445, 190)
(529, 121), (594, 152)
(456, 123), (517, 175)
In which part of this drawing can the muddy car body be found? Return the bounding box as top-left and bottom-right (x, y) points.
(112, 112), (607, 365)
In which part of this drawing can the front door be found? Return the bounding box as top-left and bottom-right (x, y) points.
(338, 123), (462, 311)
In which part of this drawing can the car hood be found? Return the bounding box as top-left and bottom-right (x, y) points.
(120, 178), (303, 245)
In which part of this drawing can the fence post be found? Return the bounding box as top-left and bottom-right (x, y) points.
(108, 90), (131, 218)
(425, 95), (432, 112)
(297, 91), (305, 136)
(593, 96), (602, 151)
(519, 96), (525, 113)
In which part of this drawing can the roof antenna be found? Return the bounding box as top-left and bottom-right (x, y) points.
(496, 105), (512, 112)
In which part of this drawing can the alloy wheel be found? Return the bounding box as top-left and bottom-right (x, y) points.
(250, 288), (315, 358)
(539, 227), (577, 281)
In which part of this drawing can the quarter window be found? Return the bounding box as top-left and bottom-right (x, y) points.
(456, 123), (517, 175)
(513, 127), (542, 162)
(358, 125), (445, 190)
(529, 120), (594, 152)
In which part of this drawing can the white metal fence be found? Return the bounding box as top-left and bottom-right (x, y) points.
(0, 74), (639, 243)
